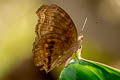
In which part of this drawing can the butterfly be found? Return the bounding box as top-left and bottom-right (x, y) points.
(33, 4), (86, 72)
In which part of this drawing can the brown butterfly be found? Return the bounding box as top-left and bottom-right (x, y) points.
(33, 4), (85, 72)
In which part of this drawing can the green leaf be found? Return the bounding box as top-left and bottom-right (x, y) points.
(59, 59), (120, 80)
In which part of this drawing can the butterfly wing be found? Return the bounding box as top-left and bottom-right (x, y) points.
(33, 4), (78, 72)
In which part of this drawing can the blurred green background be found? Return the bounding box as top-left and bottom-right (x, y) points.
(0, 0), (120, 80)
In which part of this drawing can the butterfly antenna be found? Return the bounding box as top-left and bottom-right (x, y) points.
(81, 17), (87, 33)
(75, 17), (88, 60)
(78, 17), (87, 42)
